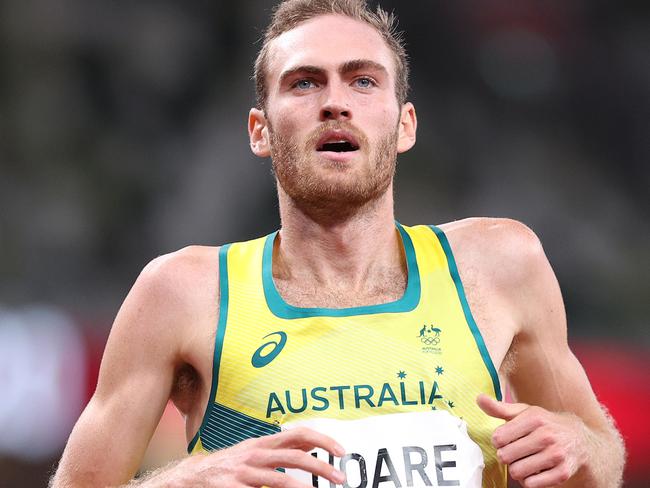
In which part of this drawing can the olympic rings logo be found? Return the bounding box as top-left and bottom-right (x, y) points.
(421, 335), (440, 346)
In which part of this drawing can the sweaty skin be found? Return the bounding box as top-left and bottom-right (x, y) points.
(52, 13), (624, 488)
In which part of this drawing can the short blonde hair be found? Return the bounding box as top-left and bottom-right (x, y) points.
(254, 0), (410, 109)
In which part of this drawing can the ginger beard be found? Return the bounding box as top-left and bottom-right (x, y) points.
(269, 120), (399, 217)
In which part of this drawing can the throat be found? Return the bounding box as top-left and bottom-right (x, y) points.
(270, 219), (409, 309)
(274, 270), (407, 309)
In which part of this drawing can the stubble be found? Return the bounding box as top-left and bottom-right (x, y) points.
(269, 120), (399, 219)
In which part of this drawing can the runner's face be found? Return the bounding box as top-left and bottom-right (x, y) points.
(260, 15), (406, 209)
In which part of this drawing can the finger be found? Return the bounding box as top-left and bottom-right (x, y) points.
(242, 467), (316, 488)
(259, 448), (345, 485)
(263, 427), (345, 457)
(492, 404), (556, 449)
(496, 423), (561, 465)
(476, 393), (528, 421)
(492, 411), (543, 449)
(518, 463), (573, 488)
(493, 435), (543, 464)
(507, 450), (558, 482)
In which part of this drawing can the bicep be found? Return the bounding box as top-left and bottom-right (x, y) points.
(508, 338), (602, 424)
(506, 241), (607, 430)
(55, 265), (182, 486)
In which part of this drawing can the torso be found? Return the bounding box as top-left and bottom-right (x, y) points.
(169, 218), (519, 446)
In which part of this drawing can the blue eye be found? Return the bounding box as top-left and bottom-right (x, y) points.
(294, 79), (316, 90)
(355, 77), (375, 88)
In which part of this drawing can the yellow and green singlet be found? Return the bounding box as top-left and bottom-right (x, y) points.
(188, 223), (507, 487)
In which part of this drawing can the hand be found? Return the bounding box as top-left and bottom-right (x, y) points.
(477, 394), (588, 488)
(151, 427), (346, 487)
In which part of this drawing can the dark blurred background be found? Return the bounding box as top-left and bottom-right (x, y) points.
(0, 0), (648, 486)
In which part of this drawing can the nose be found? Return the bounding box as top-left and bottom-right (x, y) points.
(319, 84), (351, 121)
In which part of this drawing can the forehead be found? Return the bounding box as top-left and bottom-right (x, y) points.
(265, 14), (396, 84)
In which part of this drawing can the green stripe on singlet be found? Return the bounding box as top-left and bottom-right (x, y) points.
(429, 225), (503, 401)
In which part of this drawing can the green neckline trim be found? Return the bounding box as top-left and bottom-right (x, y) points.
(429, 225), (503, 401)
(262, 222), (421, 319)
(187, 243), (232, 453)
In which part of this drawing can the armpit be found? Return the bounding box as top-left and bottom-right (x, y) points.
(171, 363), (201, 415)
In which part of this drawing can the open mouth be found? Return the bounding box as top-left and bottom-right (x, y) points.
(318, 141), (359, 152)
(316, 131), (360, 153)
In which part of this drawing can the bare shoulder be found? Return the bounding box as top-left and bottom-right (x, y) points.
(438, 217), (543, 262)
(136, 245), (221, 313)
(436, 217), (560, 361)
(438, 217), (548, 293)
(141, 244), (221, 285)
(103, 245), (222, 364)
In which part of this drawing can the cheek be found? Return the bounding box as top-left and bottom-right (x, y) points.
(357, 95), (400, 128)
(271, 103), (309, 135)
(371, 107), (401, 137)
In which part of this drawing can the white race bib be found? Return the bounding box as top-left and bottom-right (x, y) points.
(283, 410), (483, 488)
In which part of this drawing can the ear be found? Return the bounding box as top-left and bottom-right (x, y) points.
(397, 102), (417, 154)
(248, 108), (271, 157)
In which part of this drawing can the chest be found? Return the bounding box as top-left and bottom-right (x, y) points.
(181, 273), (514, 416)
(215, 264), (501, 419)
(191, 276), (506, 488)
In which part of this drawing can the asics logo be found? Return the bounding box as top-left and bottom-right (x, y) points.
(251, 331), (287, 368)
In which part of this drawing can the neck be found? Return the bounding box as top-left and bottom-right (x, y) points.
(274, 184), (405, 291)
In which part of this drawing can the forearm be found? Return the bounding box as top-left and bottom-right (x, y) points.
(122, 458), (189, 488)
(49, 460), (187, 488)
(561, 409), (625, 488)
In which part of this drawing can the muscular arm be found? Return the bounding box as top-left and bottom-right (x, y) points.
(52, 247), (345, 488)
(51, 250), (211, 487)
(53, 248), (223, 487)
(473, 219), (625, 487)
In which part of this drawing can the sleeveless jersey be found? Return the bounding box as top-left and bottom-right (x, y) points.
(188, 223), (507, 487)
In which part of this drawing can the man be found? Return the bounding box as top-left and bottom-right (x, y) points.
(52, 1), (625, 487)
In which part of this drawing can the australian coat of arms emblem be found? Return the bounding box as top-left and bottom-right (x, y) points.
(418, 324), (441, 346)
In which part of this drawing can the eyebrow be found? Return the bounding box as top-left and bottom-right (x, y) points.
(278, 59), (389, 86)
(339, 59), (388, 77)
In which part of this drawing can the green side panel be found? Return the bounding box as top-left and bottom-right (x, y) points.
(188, 243), (232, 453)
(200, 403), (280, 451)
